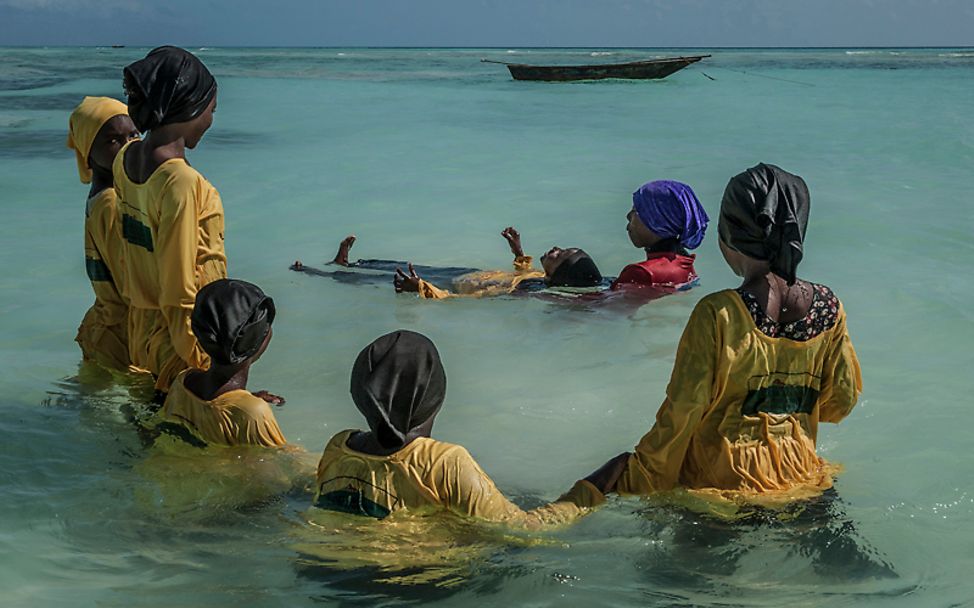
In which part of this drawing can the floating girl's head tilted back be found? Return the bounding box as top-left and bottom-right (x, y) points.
(191, 279), (276, 367)
(629, 180), (709, 250)
(351, 330), (447, 450)
(718, 163), (810, 285)
(66, 96), (137, 184)
(540, 247), (603, 287)
(123, 45), (217, 142)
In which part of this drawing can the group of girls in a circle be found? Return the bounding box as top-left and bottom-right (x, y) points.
(67, 45), (861, 527)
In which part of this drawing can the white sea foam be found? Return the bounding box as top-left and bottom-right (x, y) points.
(590, 52), (614, 57)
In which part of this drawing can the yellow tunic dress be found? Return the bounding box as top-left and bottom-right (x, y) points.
(416, 256), (545, 299)
(157, 369), (287, 448)
(113, 142), (227, 391)
(616, 289), (862, 504)
(314, 430), (604, 527)
(75, 188), (130, 370)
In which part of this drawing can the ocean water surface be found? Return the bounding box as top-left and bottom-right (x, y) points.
(1, 47), (973, 606)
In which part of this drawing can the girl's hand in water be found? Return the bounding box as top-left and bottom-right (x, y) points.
(253, 390), (286, 406)
(394, 263), (422, 293)
(501, 226), (525, 258)
(584, 452), (632, 494)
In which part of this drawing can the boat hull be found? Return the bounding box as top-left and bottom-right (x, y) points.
(504, 55), (708, 82)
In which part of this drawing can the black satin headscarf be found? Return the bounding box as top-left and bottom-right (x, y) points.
(718, 163), (810, 285)
(548, 249), (603, 287)
(123, 46), (217, 133)
(350, 330), (447, 450)
(191, 279), (276, 366)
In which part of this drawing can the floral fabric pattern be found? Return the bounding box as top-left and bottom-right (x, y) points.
(736, 283), (839, 341)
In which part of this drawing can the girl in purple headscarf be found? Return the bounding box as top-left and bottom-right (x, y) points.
(611, 180), (709, 291)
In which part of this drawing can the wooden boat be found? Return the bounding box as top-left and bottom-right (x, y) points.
(482, 55), (709, 82)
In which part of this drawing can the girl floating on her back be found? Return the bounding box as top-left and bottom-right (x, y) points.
(291, 179), (708, 301)
(596, 164), (862, 506)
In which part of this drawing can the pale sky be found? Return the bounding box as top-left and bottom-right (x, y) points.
(1, 0), (972, 47)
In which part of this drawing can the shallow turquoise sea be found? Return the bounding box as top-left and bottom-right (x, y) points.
(1, 47), (973, 606)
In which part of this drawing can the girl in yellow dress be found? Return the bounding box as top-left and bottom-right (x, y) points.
(115, 46), (228, 394)
(597, 163), (862, 507)
(66, 97), (140, 371)
(156, 279), (286, 448)
(313, 330), (628, 526)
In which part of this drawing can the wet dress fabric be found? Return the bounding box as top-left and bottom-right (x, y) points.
(66, 96), (133, 370)
(615, 287), (861, 502)
(416, 256), (545, 299)
(114, 141), (227, 391)
(75, 189), (130, 370)
(157, 369), (286, 448)
(314, 430), (603, 526)
(611, 251), (698, 290)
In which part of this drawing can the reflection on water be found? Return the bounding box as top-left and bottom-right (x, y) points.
(292, 509), (545, 603)
(633, 490), (898, 600)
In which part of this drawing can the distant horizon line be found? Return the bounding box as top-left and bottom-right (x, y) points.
(2, 45), (972, 50)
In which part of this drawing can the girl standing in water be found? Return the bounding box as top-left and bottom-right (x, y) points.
(611, 180), (708, 291)
(115, 46), (227, 394)
(67, 97), (140, 371)
(313, 330), (628, 525)
(601, 164), (862, 506)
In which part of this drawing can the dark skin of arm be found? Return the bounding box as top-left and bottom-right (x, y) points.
(501, 226), (526, 258)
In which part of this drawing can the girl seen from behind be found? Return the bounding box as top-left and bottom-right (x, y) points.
(313, 330), (628, 526)
(601, 164), (862, 506)
(116, 46), (227, 395)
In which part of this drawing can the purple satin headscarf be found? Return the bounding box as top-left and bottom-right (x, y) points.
(632, 180), (709, 250)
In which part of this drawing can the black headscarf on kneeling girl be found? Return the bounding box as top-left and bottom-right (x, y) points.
(123, 45), (217, 133)
(548, 249), (603, 288)
(191, 279), (276, 366)
(718, 163), (810, 285)
(351, 330), (447, 450)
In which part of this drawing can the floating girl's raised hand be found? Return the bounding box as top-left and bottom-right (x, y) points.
(501, 226), (525, 258)
(394, 263), (422, 293)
